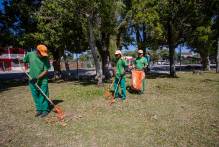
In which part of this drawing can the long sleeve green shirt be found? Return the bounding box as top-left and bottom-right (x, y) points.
(134, 57), (148, 70)
(115, 58), (128, 79)
(23, 51), (50, 83)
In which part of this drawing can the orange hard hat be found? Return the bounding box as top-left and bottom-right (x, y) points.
(37, 44), (48, 57)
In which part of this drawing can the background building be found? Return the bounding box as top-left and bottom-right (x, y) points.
(0, 47), (27, 71)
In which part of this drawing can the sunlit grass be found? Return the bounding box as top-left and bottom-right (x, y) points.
(0, 72), (218, 146)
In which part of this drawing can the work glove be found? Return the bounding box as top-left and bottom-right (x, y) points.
(30, 78), (38, 84)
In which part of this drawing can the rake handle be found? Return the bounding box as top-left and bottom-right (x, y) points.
(109, 79), (115, 89)
(34, 82), (54, 106)
(20, 64), (55, 106)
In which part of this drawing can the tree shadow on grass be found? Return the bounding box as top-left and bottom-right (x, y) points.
(52, 99), (64, 105)
(0, 80), (27, 93)
(126, 86), (145, 95)
(50, 74), (98, 86)
(202, 79), (219, 83)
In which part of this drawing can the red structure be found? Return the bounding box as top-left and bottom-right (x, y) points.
(0, 47), (27, 71)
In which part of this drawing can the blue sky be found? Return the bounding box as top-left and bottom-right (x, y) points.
(124, 44), (191, 53)
(176, 44), (190, 53)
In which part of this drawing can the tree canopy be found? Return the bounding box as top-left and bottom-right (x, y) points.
(1, 0), (219, 81)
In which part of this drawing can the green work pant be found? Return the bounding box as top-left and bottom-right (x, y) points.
(114, 77), (126, 100)
(29, 82), (49, 113)
(142, 78), (146, 93)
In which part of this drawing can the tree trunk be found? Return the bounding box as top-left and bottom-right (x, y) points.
(98, 33), (112, 80)
(179, 44), (182, 71)
(100, 49), (111, 79)
(87, 14), (103, 85)
(135, 24), (147, 54)
(76, 53), (79, 80)
(116, 30), (122, 50)
(216, 38), (219, 73)
(63, 55), (70, 71)
(200, 53), (210, 71)
(135, 25), (142, 50)
(168, 20), (176, 77)
(207, 56), (211, 71)
(142, 23), (147, 55)
(52, 48), (62, 79)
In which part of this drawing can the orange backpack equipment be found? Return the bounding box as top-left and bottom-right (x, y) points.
(131, 70), (145, 91)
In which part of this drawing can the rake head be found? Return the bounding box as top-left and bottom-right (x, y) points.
(53, 106), (64, 120)
(104, 91), (111, 97)
(104, 90), (114, 100)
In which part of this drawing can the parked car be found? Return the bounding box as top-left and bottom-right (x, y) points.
(157, 60), (168, 65)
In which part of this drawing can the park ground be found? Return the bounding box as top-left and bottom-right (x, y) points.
(0, 72), (219, 147)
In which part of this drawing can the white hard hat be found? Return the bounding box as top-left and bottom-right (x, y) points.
(138, 50), (143, 54)
(115, 50), (122, 55)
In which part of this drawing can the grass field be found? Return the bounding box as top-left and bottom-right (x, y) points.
(0, 72), (219, 147)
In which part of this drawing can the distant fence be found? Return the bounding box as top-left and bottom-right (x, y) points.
(60, 61), (94, 70)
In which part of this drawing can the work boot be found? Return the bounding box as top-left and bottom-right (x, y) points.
(35, 111), (42, 117)
(40, 112), (49, 118)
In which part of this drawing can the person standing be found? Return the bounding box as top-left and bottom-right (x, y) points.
(23, 44), (51, 117)
(112, 50), (128, 103)
(133, 50), (148, 94)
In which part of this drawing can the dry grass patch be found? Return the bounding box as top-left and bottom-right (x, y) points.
(0, 72), (218, 146)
